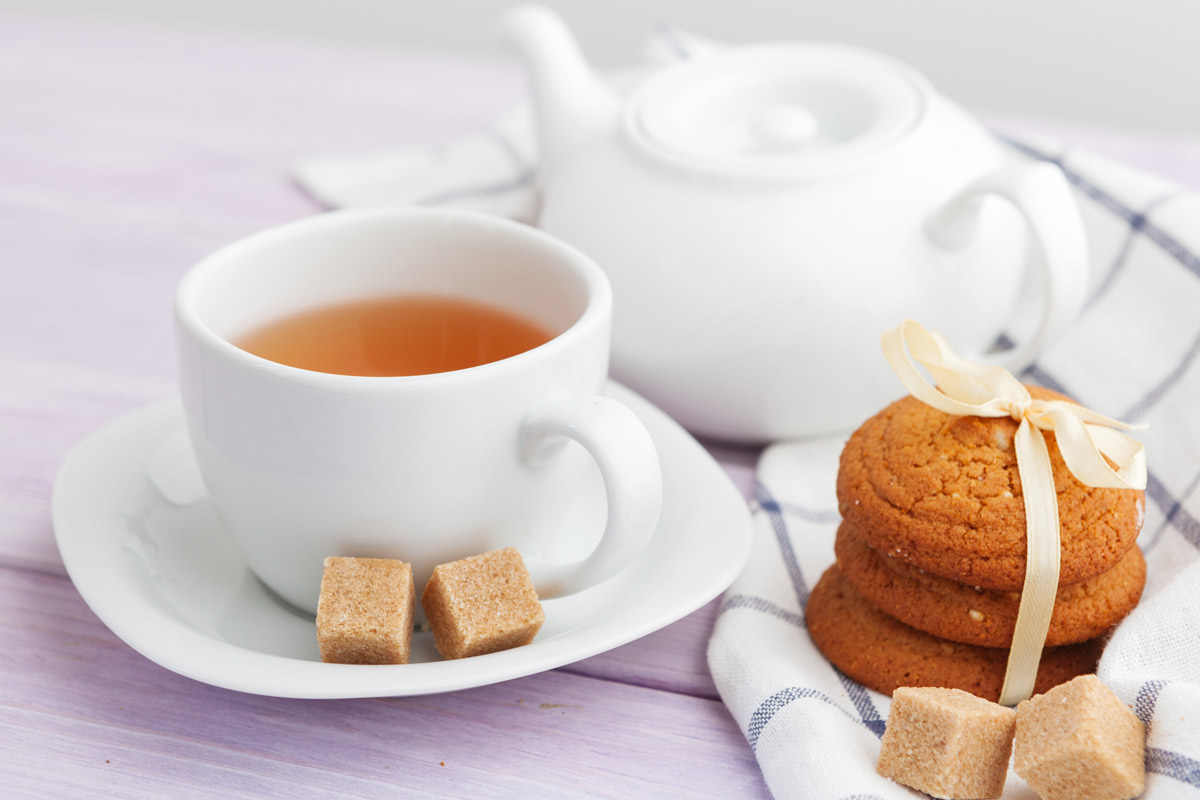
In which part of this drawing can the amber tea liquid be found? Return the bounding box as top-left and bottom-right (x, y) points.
(235, 294), (555, 377)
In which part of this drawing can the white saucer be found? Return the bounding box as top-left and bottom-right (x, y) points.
(52, 381), (752, 698)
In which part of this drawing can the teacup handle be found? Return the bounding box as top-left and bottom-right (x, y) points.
(926, 161), (1089, 371)
(519, 394), (662, 597)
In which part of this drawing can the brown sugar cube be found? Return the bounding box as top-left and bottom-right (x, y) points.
(421, 547), (544, 660)
(877, 686), (1017, 799)
(1014, 675), (1146, 800)
(315, 557), (414, 665)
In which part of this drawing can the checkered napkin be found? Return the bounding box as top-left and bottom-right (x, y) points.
(294, 35), (1200, 800)
(707, 146), (1200, 799)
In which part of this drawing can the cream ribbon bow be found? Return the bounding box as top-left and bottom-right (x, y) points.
(881, 320), (1147, 705)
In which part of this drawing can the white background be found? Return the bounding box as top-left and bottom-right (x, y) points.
(9, 0), (1200, 134)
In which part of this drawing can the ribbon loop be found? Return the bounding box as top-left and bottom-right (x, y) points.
(881, 320), (1147, 705)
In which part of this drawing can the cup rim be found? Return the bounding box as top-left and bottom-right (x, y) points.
(174, 207), (612, 389)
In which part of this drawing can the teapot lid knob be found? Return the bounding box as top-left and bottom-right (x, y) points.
(626, 42), (930, 176)
(750, 103), (819, 150)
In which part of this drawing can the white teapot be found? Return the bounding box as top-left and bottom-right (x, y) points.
(500, 5), (1088, 442)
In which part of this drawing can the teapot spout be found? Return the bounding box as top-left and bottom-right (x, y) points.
(498, 4), (620, 174)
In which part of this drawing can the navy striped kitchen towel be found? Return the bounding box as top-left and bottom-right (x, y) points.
(295, 32), (1200, 799)
(707, 144), (1200, 799)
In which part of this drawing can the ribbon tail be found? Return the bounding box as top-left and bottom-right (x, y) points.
(998, 422), (1062, 706)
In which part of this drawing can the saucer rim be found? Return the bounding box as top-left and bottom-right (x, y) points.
(51, 381), (752, 698)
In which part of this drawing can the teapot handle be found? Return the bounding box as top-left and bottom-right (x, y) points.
(925, 161), (1089, 372)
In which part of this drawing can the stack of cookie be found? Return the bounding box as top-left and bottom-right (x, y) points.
(806, 387), (1146, 702)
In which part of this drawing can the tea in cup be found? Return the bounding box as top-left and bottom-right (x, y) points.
(174, 207), (662, 615)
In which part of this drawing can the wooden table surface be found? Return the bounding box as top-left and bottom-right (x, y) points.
(0, 11), (768, 798)
(5, 10), (1200, 799)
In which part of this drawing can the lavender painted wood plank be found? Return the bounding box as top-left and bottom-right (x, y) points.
(0, 13), (523, 389)
(0, 11), (520, 152)
(0, 355), (175, 572)
(565, 600), (722, 699)
(0, 567), (769, 799)
(0, 11), (769, 797)
(0, 0), (752, 722)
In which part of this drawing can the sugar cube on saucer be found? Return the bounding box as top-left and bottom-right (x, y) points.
(1014, 675), (1145, 800)
(877, 686), (1016, 799)
(316, 556), (414, 665)
(421, 547), (544, 660)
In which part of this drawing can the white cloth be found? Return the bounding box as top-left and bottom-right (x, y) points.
(295, 104), (541, 222)
(708, 146), (1200, 799)
(294, 36), (1200, 800)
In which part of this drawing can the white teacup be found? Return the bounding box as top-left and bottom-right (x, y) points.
(174, 207), (662, 615)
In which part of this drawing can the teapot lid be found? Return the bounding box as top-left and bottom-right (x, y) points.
(625, 42), (929, 177)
